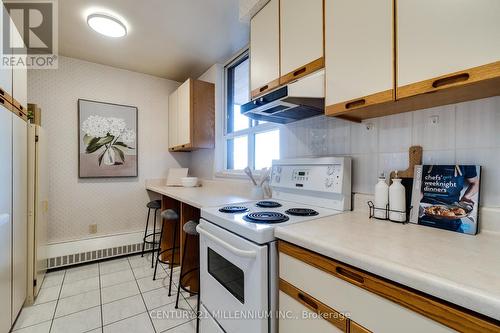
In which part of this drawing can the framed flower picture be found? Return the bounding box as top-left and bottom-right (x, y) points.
(78, 99), (138, 178)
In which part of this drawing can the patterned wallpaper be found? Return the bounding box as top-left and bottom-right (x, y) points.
(28, 56), (190, 243)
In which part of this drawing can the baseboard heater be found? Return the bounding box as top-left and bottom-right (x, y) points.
(45, 231), (156, 270)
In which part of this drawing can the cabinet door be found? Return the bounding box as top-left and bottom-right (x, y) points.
(12, 116), (27, 320)
(168, 89), (178, 148)
(325, 0), (393, 115)
(10, 16), (27, 112)
(177, 79), (191, 147)
(397, 0), (500, 98)
(280, 0), (323, 84)
(250, 0), (280, 98)
(0, 105), (12, 332)
(0, 2), (13, 102)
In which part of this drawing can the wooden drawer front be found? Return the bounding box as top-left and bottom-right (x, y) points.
(325, 0), (393, 113)
(279, 0), (323, 84)
(351, 321), (372, 333)
(250, 0), (280, 98)
(279, 289), (345, 333)
(279, 241), (500, 333)
(397, 0), (500, 88)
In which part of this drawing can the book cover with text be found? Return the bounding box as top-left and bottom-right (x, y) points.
(411, 165), (481, 235)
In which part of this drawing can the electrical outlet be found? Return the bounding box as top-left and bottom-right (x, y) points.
(89, 224), (97, 234)
(430, 115), (440, 125)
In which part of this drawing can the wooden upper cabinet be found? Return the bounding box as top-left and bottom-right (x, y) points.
(250, 0), (280, 98)
(168, 78), (215, 152)
(397, 0), (500, 99)
(279, 0), (324, 85)
(325, 0), (394, 117)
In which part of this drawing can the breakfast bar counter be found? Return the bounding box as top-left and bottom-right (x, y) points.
(145, 179), (253, 291)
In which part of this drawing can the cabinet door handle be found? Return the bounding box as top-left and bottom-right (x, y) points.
(259, 85), (269, 93)
(293, 67), (307, 77)
(0, 97), (5, 106)
(0, 89), (5, 96)
(298, 292), (318, 310)
(432, 73), (470, 88)
(336, 266), (365, 285)
(345, 98), (366, 109)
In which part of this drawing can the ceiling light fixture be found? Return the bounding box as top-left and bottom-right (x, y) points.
(87, 13), (127, 38)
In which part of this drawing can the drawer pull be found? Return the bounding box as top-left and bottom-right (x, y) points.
(0, 89), (4, 96)
(298, 292), (318, 310)
(345, 98), (366, 109)
(0, 97), (5, 105)
(336, 267), (364, 284)
(293, 67), (306, 77)
(259, 85), (269, 92)
(432, 73), (469, 88)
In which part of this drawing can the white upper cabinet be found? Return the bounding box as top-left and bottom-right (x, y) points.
(0, 2), (12, 99)
(250, 0), (280, 98)
(397, 0), (500, 96)
(168, 89), (179, 148)
(177, 79), (191, 147)
(280, 0), (323, 81)
(325, 0), (393, 113)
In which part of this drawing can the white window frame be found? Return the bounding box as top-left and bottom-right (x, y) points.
(218, 49), (281, 177)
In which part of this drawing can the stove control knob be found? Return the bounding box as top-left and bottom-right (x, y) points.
(275, 175), (281, 183)
(327, 165), (335, 175)
(276, 166), (282, 173)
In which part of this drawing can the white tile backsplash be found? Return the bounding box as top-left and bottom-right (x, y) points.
(279, 96), (500, 206)
(412, 104), (456, 150)
(455, 97), (500, 149)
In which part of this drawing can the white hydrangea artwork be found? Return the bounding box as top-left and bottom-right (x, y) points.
(78, 100), (138, 178)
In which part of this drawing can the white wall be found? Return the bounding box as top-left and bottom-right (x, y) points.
(28, 56), (190, 243)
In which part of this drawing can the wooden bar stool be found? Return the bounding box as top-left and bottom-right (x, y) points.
(153, 209), (180, 297)
(175, 219), (200, 333)
(141, 200), (162, 268)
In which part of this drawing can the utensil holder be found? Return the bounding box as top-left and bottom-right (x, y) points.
(367, 201), (412, 224)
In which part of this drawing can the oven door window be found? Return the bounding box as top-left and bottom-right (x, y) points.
(207, 248), (244, 304)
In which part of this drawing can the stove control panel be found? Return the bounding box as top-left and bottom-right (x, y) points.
(271, 158), (350, 194)
(270, 157), (352, 210)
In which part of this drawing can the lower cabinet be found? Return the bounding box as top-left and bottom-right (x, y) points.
(278, 241), (500, 333)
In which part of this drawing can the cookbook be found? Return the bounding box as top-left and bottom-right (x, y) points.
(410, 165), (481, 235)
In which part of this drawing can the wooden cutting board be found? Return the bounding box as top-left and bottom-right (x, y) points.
(390, 146), (423, 214)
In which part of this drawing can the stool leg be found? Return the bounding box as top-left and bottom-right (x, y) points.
(175, 234), (189, 309)
(151, 208), (158, 268)
(168, 221), (178, 296)
(153, 217), (165, 281)
(196, 240), (200, 333)
(141, 208), (151, 257)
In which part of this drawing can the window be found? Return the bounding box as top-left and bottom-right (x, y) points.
(224, 50), (280, 172)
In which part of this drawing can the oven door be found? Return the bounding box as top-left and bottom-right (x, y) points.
(197, 218), (269, 333)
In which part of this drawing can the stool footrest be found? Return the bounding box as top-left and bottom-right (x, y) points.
(143, 232), (162, 244)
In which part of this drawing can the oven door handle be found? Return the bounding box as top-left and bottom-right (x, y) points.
(197, 225), (257, 258)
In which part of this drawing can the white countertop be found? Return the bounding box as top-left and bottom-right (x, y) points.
(146, 179), (254, 208)
(275, 211), (500, 321)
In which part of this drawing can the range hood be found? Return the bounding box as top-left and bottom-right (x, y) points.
(241, 70), (325, 124)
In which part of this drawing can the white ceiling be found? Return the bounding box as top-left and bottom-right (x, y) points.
(59, 0), (249, 81)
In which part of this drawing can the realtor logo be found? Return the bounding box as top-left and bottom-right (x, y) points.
(2, 0), (58, 69)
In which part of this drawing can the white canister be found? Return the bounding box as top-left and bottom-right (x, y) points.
(389, 176), (406, 222)
(374, 173), (389, 219)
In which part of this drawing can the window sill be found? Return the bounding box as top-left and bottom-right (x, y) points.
(214, 170), (264, 181)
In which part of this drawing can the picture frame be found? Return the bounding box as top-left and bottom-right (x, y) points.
(78, 99), (138, 178)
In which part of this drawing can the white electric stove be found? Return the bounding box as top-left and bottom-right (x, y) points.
(197, 157), (352, 333)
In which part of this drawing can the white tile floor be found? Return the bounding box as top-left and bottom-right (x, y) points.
(13, 253), (198, 333)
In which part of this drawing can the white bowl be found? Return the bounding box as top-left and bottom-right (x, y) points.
(181, 177), (198, 187)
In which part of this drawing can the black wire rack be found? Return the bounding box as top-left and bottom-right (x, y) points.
(367, 201), (412, 224)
